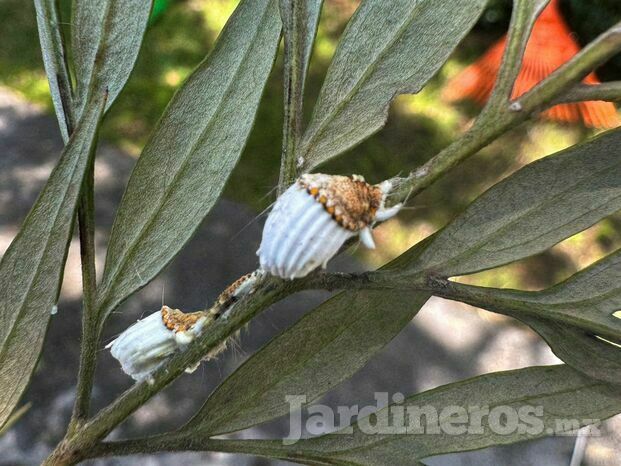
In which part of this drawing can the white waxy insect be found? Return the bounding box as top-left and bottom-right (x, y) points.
(258, 174), (401, 279)
(107, 306), (207, 382)
(107, 272), (261, 382)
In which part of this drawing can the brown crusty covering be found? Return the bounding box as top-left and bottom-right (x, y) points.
(299, 174), (383, 231)
(217, 273), (248, 306)
(161, 305), (205, 333)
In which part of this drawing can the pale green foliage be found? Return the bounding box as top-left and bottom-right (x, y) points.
(299, 0), (488, 170)
(97, 0), (281, 319)
(0, 94), (105, 427)
(231, 365), (621, 465)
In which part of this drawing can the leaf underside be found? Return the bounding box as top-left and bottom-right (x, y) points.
(97, 0), (282, 318)
(185, 290), (430, 435)
(300, 0), (488, 170)
(71, 0), (152, 118)
(404, 128), (621, 278)
(216, 365), (621, 466)
(0, 95), (105, 429)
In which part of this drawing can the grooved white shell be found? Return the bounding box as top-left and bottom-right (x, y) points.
(258, 183), (356, 279)
(107, 309), (206, 381)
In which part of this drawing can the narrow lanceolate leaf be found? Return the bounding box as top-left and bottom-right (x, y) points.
(71, 0), (152, 117)
(97, 0), (281, 318)
(299, 0), (487, 170)
(183, 290), (430, 435)
(220, 365), (621, 466)
(34, 0), (74, 140)
(0, 94), (106, 429)
(404, 129), (621, 278)
(185, 237), (435, 436)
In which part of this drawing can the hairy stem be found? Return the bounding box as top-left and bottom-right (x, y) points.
(279, 0), (304, 191)
(83, 436), (300, 462)
(554, 81), (621, 104)
(69, 155), (99, 431)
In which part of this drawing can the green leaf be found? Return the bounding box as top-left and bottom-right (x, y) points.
(0, 402), (30, 437)
(298, 0), (487, 170)
(217, 365), (621, 465)
(0, 94), (106, 429)
(71, 0), (152, 117)
(184, 290), (430, 435)
(34, 0), (74, 141)
(97, 0), (281, 318)
(405, 129), (621, 278)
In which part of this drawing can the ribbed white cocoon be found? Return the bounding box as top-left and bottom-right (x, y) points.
(258, 184), (355, 279)
(107, 311), (206, 381)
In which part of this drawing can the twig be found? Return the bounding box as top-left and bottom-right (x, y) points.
(69, 153), (100, 431)
(555, 81), (621, 104)
(82, 435), (293, 462)
(279, 0), (316, 192)
(39, 5), (103, 430)
(485, 0), (549, 109)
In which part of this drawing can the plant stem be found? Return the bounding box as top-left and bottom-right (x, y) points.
(278, 0), (322, 190)
(69, 154), (99, 431)
(278, 0), (304, 192)
(554, 81), (621, 104)
(81, 436), (299, 462)
(485, 0), (549, 109)
(42, 264), (613, 462)
(388, 0), (543, 202)
(44, 12), (102, 432)
(43, 266), (419, 465)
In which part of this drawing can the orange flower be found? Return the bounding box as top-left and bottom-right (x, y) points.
(444, 0), (619, 128)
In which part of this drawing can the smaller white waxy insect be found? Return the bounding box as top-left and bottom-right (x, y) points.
(107, 271), (261, 382)
(107, 306), (208, 382)
(258, 174), (401, 279)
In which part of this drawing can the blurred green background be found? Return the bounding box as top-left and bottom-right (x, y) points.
(1, 0), (620, 290)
